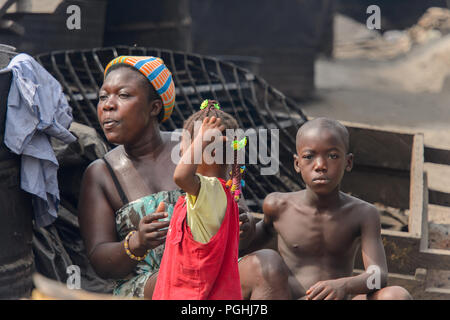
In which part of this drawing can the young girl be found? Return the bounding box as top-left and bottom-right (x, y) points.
(152, 100), (245, 300)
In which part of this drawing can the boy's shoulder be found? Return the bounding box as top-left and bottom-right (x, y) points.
(343, 191), (377, 208)
(340, 192), (380, 223)
(262, 191), (303, 218)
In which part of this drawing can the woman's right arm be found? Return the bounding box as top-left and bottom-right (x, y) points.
(78, 160), (168, 279)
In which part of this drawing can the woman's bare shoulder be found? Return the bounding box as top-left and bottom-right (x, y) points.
(103, 145), (124, 163)
(82, 158), (110, 189)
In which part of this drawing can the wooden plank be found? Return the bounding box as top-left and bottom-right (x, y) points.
(419, 248), (450, 271)
(0, 0), (63, 14)
(424, 146), (450, 165)
(346, 126), (414, 171)
(428, 189), (450, 207)
(422, 287), (450, 300)
(31, 273), (129, 300)
(353, 268), (450, 300)
(420, 171), (429, 252)
(380, 215), (406, 231)
(354, 230), (420, 275)
(354, 268), (425, 298)
(341, 168), (410, 209)
(409, 133), (424, 238)
(381, 232), (421, 275)
(355, 231), (450, 275)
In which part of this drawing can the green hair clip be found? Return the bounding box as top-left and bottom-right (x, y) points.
(200, 100), (209, 109)
(200, 99), (220, 110)
(231, 137), (247, 151)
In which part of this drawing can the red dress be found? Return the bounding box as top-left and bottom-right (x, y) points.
(152, 178), (242, 300)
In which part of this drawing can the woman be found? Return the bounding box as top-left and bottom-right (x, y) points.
(78, 56), (254, 299)
(78, 56), (183, 298)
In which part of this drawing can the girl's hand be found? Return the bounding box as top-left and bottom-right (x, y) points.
(239, 212), (255, 241)
(197, 116), (226, 148)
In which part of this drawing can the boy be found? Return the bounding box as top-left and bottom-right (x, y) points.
(238, 117), (412, 300)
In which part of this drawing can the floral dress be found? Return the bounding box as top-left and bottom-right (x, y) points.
(113, 189), (183, 298)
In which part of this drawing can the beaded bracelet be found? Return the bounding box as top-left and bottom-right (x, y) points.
(124, 230), (149, 261)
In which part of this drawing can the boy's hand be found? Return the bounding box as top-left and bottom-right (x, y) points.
(306, 278), (348, 300)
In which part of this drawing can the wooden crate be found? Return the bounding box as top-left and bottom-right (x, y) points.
(339, 122), (450, 299)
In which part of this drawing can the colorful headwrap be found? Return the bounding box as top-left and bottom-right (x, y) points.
(104, 56), (176, 123)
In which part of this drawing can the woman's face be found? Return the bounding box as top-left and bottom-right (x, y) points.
(98, 67), (157, 145)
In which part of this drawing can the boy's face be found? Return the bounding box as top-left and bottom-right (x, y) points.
(293, 127), (353, 195)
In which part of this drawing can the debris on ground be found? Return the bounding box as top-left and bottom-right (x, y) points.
(334, 7), (450, 60)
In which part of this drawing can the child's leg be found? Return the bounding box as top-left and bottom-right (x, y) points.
(143, 271), (159, 300)
(239, 249), (292, 300)
(352, 286), (412, 300)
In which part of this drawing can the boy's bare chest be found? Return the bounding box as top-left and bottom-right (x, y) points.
(275, 209), (360, 257)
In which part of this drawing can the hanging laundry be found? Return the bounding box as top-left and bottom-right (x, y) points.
(4, 53), (76, 227)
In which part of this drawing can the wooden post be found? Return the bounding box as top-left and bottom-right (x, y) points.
(409, 133), (424, 238)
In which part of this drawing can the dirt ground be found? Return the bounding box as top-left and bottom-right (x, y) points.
(296, 14), (450, 295)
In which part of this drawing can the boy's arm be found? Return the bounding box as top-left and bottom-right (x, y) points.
(306, 204), (388, 300)
(349, 204), (388, 292)
(239, 193), (279, 255)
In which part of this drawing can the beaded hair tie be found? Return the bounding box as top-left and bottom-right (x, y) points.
(226, 137), (247, 202)
(197, 99), (246, 202)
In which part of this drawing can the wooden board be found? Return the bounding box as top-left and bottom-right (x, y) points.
(341, 167), (410, 210)
(424, 145), (450, 208)
(424, 146), (450, 166)
(409, 134), (425, 237)
(428, 190), (450, 207)
(347, 126), (413, 171)
(353, 268), (450, 300)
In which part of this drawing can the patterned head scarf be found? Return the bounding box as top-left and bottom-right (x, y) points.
(104, 56), (176, 123)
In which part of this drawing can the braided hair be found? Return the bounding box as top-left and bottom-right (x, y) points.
(183, 100), (245, 201)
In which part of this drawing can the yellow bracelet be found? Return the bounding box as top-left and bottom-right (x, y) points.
(124, 231), (149, 261)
